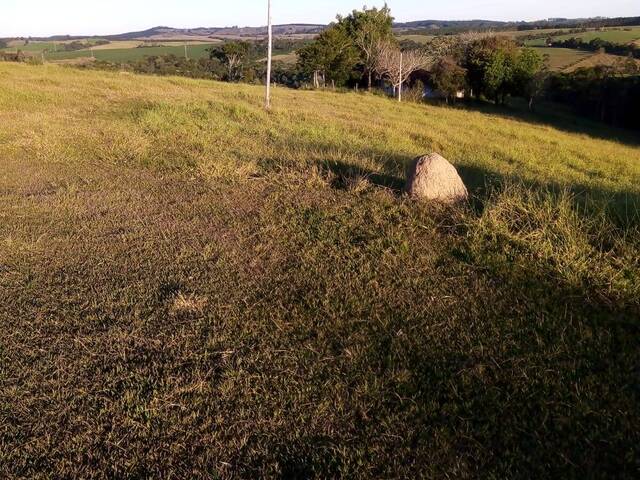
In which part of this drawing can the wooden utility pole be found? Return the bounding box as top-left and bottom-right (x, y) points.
(265, 0), (273, 109)
(398, 51), (403, 102)
(184, 44), (188, 60)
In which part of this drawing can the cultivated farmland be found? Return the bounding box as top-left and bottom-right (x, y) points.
(1, 40), (221, 63)
(52, 42), (217, 61)
(547, 26), (640, 45)
(530, 46), (595, 70)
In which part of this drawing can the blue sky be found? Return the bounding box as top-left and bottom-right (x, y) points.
(1, 0), (638, 37)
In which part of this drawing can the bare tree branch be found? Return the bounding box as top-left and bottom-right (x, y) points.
(373, 41), (434, 100)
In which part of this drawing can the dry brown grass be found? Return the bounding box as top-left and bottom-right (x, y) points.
(170, 292), (209, 315)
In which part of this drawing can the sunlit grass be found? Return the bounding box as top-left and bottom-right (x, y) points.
(2, 63), (638, 191)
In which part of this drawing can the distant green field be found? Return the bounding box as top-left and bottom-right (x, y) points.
(397, 34), (435, 44)
(270, 52), (298, 64)
(509, 28), (571, 39)
(3, 39), (110, 53)
(526, 26), (640, 46)
(2, 40), (218, 62)
(43, 43), (216, 62)
(529, 47), (594, 70)
(3, 41), (57, 53)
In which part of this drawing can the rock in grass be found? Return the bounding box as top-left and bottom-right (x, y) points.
(404, 153), (468, 203)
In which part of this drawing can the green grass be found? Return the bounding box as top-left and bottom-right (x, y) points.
(1, 40), (218, 63)
(397, 34), (435, 44)
(526, 37), (556, 46)
(2, 39), (113, 54)
(270, 52), (298, 64)
(526, 26), (640, 46)
(42, 43), (216, 62)
(553, 26), (640, 44)
(529, 46), (595, 70)
(1, 41), (58, 53)
(509, 27), (573, 39)
(0, 62), (639, 479)
(527, 47), (640, 72)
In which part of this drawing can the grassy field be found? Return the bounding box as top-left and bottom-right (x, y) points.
(43, 42), (217, 62)
(547, 26), (640, 45)
(1, 62), (639, 479)
(530, 46), (594, 70)
(528, 47), (640, 72)
(508, 27), (572, 39)
(90, 40), (145, 50)
(270, 52), (298, 64)
(397, 34), (435, 44)
(564, 51), (640, 72)
(525, 26), (640, 46)
(2, 40), (220, 62)
(3, 41), (58, 53)
(3, 38), (111, 52)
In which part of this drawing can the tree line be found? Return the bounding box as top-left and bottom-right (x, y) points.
(547, 64), (640, 129)
(55, 40), (110, 52)
(2, 6), (639, 130)
(548, 37), (640, 59)
(293, 9), (546, 108)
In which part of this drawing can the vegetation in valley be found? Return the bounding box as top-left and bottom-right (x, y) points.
(547, 65), (640, 127)
(548, 26), (640, 46)
(0, 61), (639, 479)
(547, 36), (640, 59)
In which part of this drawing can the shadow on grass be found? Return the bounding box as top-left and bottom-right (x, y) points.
(314, 154), (640, 228)
(310, 157), (640, 334)
(315, 158), (405, 192)
(257, 126), (639, 227)
(436, 97), (640, 148)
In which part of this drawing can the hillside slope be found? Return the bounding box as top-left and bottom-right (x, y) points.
(0, 63), (639, 479)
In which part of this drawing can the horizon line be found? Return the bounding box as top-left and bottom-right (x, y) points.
(3, 14), (631, 39)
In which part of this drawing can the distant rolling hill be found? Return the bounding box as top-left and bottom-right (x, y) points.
(393, 16), (640, 34)
(26, 24), (326, 42)
(107, 24), (326, 40)
(11, 16), (639, 42)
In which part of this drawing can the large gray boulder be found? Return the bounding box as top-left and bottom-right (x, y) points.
(404, 153), (468, 203)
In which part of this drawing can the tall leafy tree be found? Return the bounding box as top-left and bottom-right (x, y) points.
(210, 41), (251, 82)
(464, 36), (518, 103)
(464, 37), (544, 105)
(297, 24), (359, 87)
(340, 5), (395, 90)
(511, 48), (545, 109)
(431, 56), (467, 103)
